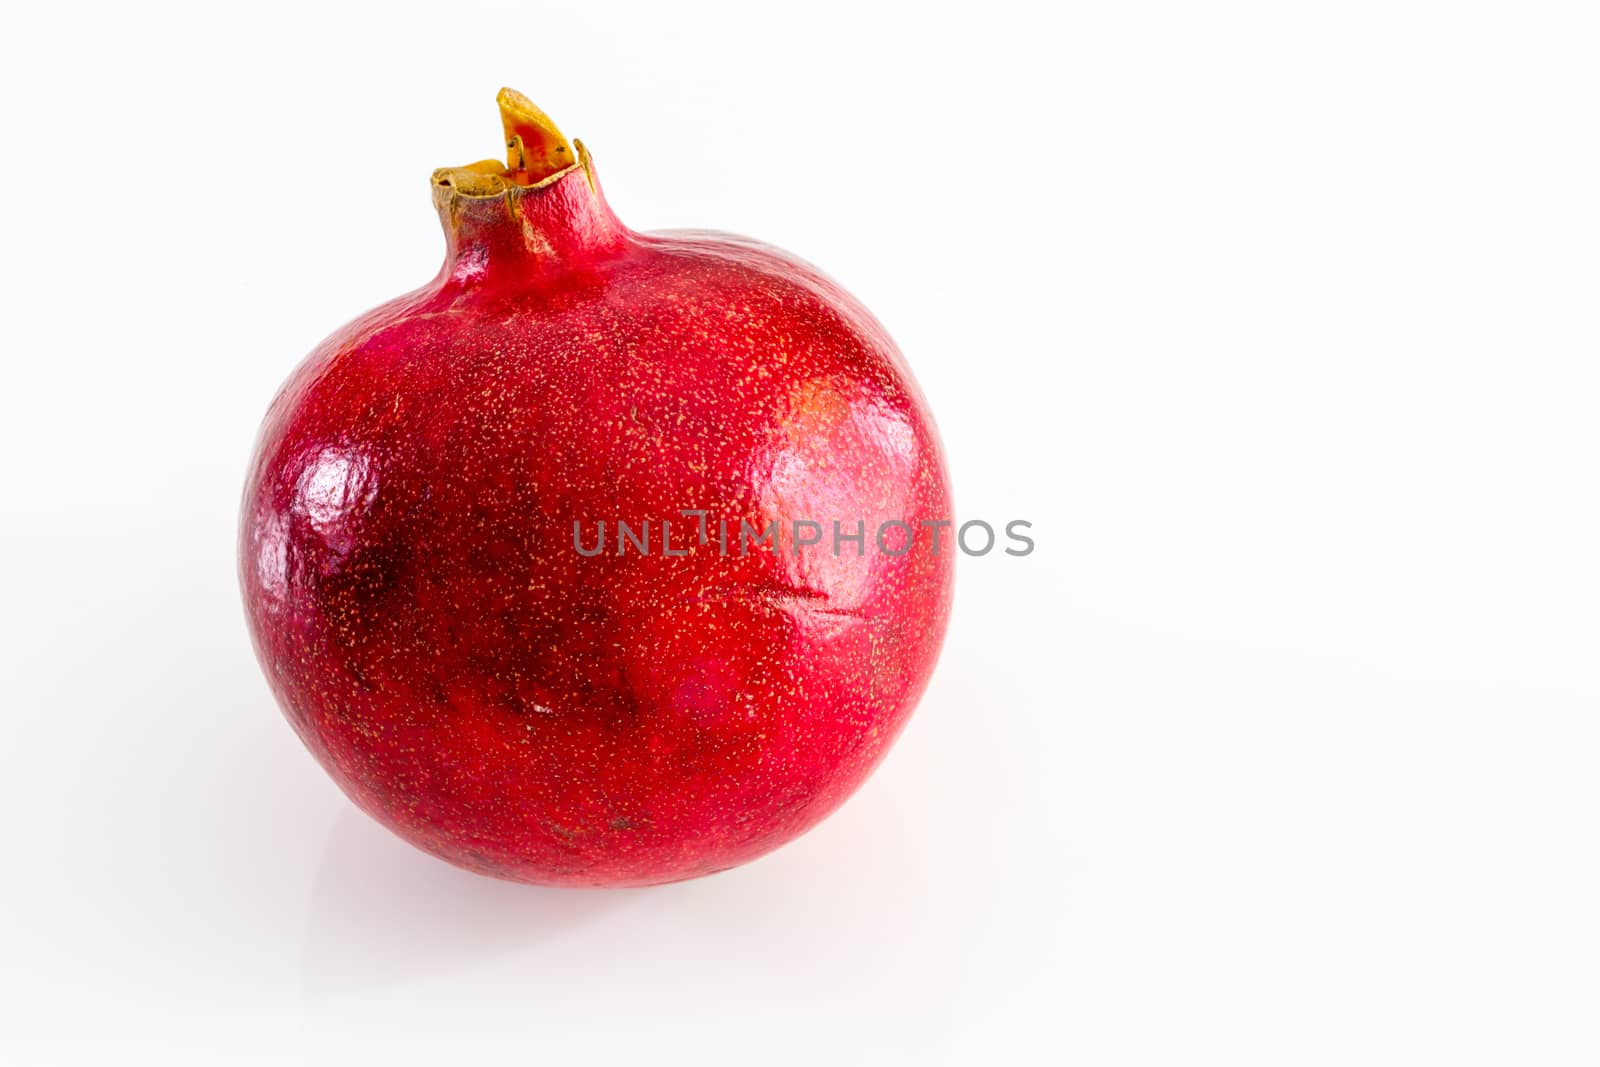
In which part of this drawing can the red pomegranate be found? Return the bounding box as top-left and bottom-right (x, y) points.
(239, 90), (954, 886)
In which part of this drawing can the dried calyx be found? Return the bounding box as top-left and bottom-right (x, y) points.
(432, 88), (588, 197)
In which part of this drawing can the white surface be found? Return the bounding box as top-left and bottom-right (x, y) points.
(3, 2), (1598, 1063)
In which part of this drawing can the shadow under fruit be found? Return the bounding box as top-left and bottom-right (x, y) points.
(238, 90), (954, 887)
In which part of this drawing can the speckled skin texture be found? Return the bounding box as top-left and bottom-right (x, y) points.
(239, 158), (953, 886)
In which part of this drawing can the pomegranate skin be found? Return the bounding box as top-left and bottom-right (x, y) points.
(240, 149), (953, 887)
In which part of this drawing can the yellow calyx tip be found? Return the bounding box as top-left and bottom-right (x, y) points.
(496, 87), (574, 185)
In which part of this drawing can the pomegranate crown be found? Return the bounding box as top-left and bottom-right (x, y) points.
(431, 88), (594, 198)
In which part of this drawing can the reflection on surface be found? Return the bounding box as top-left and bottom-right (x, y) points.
(301, 808), (622, 992)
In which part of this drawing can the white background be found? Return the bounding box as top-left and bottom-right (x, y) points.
(3, 2), (1597, 1063)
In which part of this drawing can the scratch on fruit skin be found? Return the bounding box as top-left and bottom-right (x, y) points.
(238, 145), (954, 890)
(684, 584), (882, 624)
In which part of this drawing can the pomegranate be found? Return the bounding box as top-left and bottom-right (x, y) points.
(239, 90), (953, 887)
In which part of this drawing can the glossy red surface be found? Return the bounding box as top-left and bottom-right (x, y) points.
(240, 154), (953, 886)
